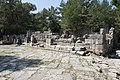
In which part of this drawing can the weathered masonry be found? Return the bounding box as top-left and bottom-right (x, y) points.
(30, 27), (115, 56)
(0, 27), (115, 56)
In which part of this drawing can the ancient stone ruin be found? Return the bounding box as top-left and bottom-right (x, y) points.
(27, 27), (115, 56)
(0, 27), (115, 56)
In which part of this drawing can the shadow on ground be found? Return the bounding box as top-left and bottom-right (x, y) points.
(0, 56), (43, 72)
(107, 52), (120, 59)
(108, 55), (120, 59)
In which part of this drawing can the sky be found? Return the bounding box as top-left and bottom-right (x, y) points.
(22, 0), (67, 13)
(22, 0), (111, 13)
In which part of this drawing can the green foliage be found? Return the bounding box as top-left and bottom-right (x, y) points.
(34, 8), (49, 32)
(0, 0), (36, 35)
(47, 6), (61, 32)
(0, 0), (119, 36)
(112, 0), (120, 7)
(60, 0), (115, 34)
(111, 0), (120, 34)
(34, 6), (61, 33)
(88, 0), (115, 31)
(60, 0), (88, 35)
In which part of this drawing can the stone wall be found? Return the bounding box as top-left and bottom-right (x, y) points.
(85, 34), (104, 55)
(84, 27), (114, 55)
(32, 30), (52, 41)
(31, 27), (115, 56)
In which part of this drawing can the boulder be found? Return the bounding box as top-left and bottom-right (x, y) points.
(76, 40), (82, 43)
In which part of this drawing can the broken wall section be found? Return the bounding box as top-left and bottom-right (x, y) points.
(85, 27), (115, 55)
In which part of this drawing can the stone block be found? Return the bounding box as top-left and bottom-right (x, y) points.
(46, 39), (53, 45)
(85, 38), (103, 45)
(95, 39), (103, 44)
(76, 51), (85, 55)
(85, 39), (92, 44)
(90, 44), (104, 54)
(100, 28), (104, 34)
(55, 45), (60, 50)
(116, 50), (120, 56)
(95, 45), (103, 50)
(89, 34), (103, 39)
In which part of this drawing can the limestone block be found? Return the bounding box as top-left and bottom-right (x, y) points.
(95, 39), (103, 44)
(100, 28), (104, 34)
(30, 42), (33, 46)
(75, 47), (80, 51)
(89, 34), (103, 39)
(76, 51), (85, 55)
(85, 39), (92, 44)
(46, 39), (52, 45)
(95, 45), (103, 50)
(86, 38), (103, 45)
(116, 50), (120, 56)
(91, 44), (103, 50)
(76, 40), (82, 43)
(55, 45), (61, 50)
(91, 39), (96, 44)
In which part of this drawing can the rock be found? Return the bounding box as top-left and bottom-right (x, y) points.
(80, 47), (87, 51)
(92, 60), (96, 64)
(46, 38), (53, 45)
(2, 40), (13, 45)
(99, 68), (103, 73)
(76, 40), (82, 43)
(40, 44), (44, 47)
(71, 51), (76, 54)
(108, 72), (117, 78)
(16, 37), (22, 45)
(116, 50), (120, 56)
(116, 73), (120, 79)
(109, 69), (119, 73)
(52, 35), (60, 39)
(31, 35), (37, 43)
(83, 34), (89, 39)
(76, 51), (85, 55)
(75, 50), (90, 56)
(0, 77), (7, 80)
(71, 47), (75, 51)
(61, 34), (65, 38)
